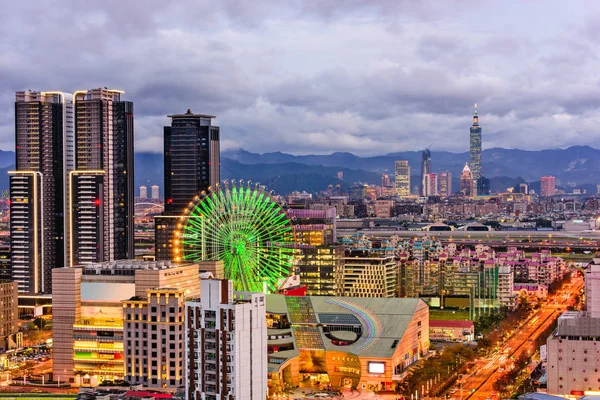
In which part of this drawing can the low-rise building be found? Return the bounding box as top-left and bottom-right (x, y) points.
(429, 320), (474, 342)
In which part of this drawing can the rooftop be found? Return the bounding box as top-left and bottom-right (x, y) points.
(167, 109), (215, 119)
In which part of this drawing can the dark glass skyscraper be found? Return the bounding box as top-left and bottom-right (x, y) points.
(10, 91), (74, 293)
(420, 149), (432, 196)
(469, 104), (482, 180)
(69, 88), (134, 266)
(155, 110), (220, 261)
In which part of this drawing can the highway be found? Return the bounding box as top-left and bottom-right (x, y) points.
(450, 275), (584, 400)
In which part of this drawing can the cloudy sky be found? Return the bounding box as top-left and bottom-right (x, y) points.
(1, 0), (599, 155)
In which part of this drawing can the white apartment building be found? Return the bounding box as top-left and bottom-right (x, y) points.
(185, 279), (267, 400)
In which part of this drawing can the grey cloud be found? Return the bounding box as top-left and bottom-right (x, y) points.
(2, 0), (600, 156)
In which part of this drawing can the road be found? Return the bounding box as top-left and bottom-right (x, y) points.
(453, 275), (583, 400)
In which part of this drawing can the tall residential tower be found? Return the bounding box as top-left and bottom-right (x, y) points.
(155, 110), (220, 261)
(10, 91), (74, 294)
(469, 104), (482, 181)
(69, 88), (134, 266)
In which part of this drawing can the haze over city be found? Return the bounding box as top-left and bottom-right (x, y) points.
(2, 1), (600, 155)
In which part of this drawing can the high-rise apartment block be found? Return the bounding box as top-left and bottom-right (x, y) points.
(11, 91), (74, 294)
(151, 185), (160, 200)
(156, 110), (220, 261)
(424, 173), (438, 197)
(439, 171), (452, 198)
(469, 104), (482, 180)
(123, 288), (186, 389)
(139, 185), (148, 199)
(420, 149), (432, 196)
(540, 176), (556, 197)
(185, 279), (267, 400)
(0, 281), (21, 351)
(381, 173), (391, 188)
(342, 250), (398, 297)
(69, 88), (134, 266)
(394, 160), (411, 198)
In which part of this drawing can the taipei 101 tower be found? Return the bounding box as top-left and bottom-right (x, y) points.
(469, 103), (482, 180)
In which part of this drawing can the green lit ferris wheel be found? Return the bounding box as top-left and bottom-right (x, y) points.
(177, 180), (294, 293)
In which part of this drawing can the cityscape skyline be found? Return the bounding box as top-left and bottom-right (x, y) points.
(3, 2), (600, 156)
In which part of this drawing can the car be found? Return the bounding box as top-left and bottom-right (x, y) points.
(498, 367), (505, 372)
(31, 389), (43, 393)
(449, 389), (456, 394)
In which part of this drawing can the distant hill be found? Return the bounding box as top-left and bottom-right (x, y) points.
(0, 146), (599, 195)
(223, 145), (600, 186)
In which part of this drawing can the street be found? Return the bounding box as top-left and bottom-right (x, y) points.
(453, 275), (583, 399)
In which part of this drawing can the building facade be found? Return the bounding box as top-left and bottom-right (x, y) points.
(439, 171), (452, 198)
(424, 173), (438, 197)
(0, 281), (21, 351)
(123, 288), (186, 390)
(52, 261), (200, 386)
(11, 90), (74, 294)
(139, 186), (148, 199)
(394, 160), (410, 198)
(185, 279), (267, 400)
(540, 176), (556, 197)
(295, 245), (344, 296)
(469, 104), (482, 181)
(69, 88), (134, 266)
(151, 185), (160, 200)
(342, 250), (398, 297)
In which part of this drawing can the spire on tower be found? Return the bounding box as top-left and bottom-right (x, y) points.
(474, 103), (478, 115)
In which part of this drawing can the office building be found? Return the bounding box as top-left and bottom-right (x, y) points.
(337, 171), (343, 180)
(266, 295), (429, 393)
(122, 288), (186, 389)
(476, 176), (491, 196)
(11, 90), (74, 294)
(289, 208), (336, 247)
(139, 185), (148, 199)
(69, 88), (134, 266)
(342, 250), (398, 297)
(0, 281), (21, 351)
(460, 163), (474, 197)
(295, 245), (344, 296)
(420, 149), (432, 196)
(151, 185), (160, 200)
(156, 110), (220, 261)
(439, 171), (452, 198)
(424, 173), (438, 197)
(394, 160), (410, 198)
(52, 260), (201, 386)
(469, 103), (482, 180)
(185, 279), (267, 400)
(541, 176), (556, 197)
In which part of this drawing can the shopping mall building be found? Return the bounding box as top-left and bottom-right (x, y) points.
(265, 295), (429, 393)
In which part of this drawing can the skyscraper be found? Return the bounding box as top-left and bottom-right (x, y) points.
(69, 88), (134, 266)
(469, 104), (482, 181)
(540, 176), (556, 197)
(421, 149), (432, 196)
(395, 160), (411, 198)
(439, 171), (452, 198)
(10, 90), (74, 294)
(476, 176), (491, 196)
(155, 110), (220, 261)
(139, 185), (147, 199)
(460, 163), (474, 197)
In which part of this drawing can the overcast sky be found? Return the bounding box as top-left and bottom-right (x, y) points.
(1, 0), (600, 155)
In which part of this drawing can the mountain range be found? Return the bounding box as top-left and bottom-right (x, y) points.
(0, 146), (598, 196)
